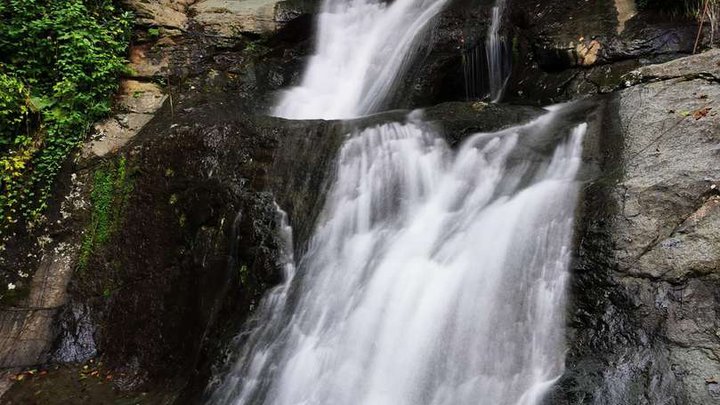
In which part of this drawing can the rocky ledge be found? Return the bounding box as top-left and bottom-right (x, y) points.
(552, 49), (720, 405)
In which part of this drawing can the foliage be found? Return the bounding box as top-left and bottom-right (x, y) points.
(0, 0), (132, 236)
(79, 156), (133, 269)
(0, 70), (34, 150)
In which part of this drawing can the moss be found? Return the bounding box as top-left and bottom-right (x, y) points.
(239, 264), (249, 286)
(78, 156), (134, 269)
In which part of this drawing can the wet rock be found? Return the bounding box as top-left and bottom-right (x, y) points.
(504, 0), (701, 104)
(52, 303), (97, 364)
(385, 0), (496, 108)
(624, 48), (720, 85)
(555, 51), (720, 404)
(388, 0), (702, 107)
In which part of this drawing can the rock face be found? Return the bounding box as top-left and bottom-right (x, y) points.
(505, 0), (702, 104)
(386, 0), (703, 109)
(552, 51), (720, 404)
(192, 0), (315, 36)
(124, 0), (191, 30)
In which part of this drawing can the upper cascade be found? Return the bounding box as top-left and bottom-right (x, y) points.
(273, 0), (451, 119)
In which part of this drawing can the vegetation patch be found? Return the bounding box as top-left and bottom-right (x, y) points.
(78, 156), (134, 269)
(0, 0), (132, 238)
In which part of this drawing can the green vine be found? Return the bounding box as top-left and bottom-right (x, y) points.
(0, 0), (132, 237)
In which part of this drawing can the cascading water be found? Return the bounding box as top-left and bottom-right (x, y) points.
(208, 109), (586, 405)
(272, 0), (451, 119)
(210, 0), (587, 401)
(486, 0), (510, 102)
(461, 0), (511, 102)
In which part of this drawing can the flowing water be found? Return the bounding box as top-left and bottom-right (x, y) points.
(211, 0), (586, 402)
(486, 0), (510, 102)
(208, 109), (586, 405)
(272, 0), (451, 119)
(462, 43), (485, 101)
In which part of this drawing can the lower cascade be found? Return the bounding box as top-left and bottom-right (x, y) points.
(208, 108), (587, 405)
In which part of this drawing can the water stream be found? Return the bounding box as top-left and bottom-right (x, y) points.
(486, 0), (510, 102)
(273, 0), (451, 119)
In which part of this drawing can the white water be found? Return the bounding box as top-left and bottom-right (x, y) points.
(486, 0), (509, 102)
(208, 110), (586, 405)
(272, 0), (450, 119)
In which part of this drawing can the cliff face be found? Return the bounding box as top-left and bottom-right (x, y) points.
(553, 51), (720, 404)
(1, 0), (718, 403)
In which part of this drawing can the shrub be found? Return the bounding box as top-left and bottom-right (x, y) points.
(0, 0), (132, 235)
(0, 70), (33, 150)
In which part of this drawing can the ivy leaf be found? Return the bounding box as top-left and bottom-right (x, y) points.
(29, 95), (55, 111)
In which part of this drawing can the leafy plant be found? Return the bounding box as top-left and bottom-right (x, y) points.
(0, 0), (132, 236)
(0, 71), (34, 150)
(79, 156), (133, 269)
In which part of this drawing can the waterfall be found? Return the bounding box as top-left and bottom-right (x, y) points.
(486, 0), (510, 102)
(462, 42), (485, 101)
(210, 0), (587, 402)
(272, 0), (450, 119)
(208, 108), (586, 405)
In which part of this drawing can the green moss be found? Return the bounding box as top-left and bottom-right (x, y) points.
(239, 264), (248, 286)
(78, 156), (133, 269)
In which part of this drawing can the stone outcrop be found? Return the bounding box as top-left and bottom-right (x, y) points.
(505, 0), (702, 104)
(124, 0), (192, 30)
(84, 80), (166, 159)
(624, 48), (720, 84)
(552, 50), (720, 404)
(192, 0), (315, 37)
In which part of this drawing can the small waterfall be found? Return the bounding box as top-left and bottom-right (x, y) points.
(207, 109), (586, 405)
(273, 0), (451, 119)
(462, 40), (486, 101)
(486, 0), (510, 102)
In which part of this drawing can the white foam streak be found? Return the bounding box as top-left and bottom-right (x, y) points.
(487, 0), (510, 102)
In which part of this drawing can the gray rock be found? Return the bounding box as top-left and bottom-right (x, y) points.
(624, 48), (720, 85)
(557, 51), (720, 404)
(52, 303), (97, 364)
